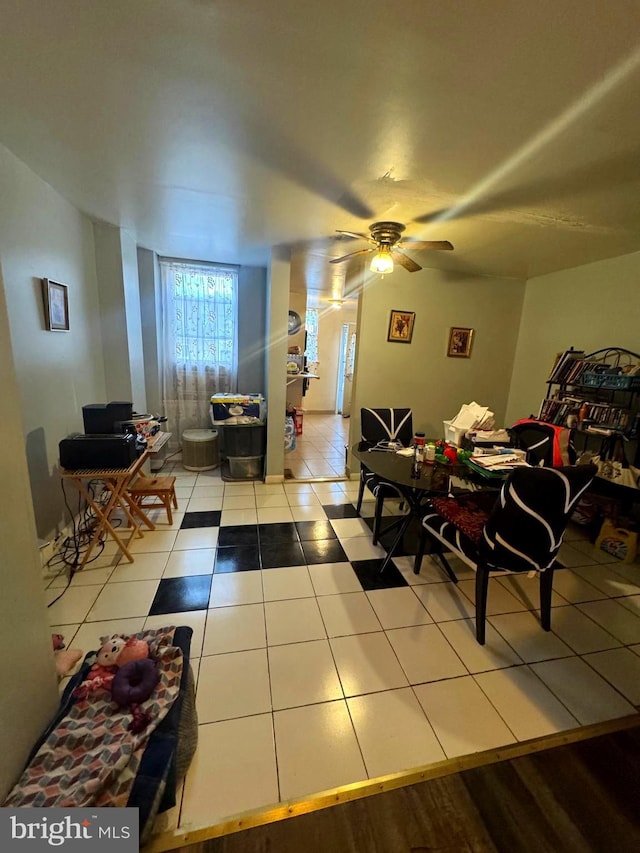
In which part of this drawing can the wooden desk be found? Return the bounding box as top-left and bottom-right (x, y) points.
(61, 450), (154, 570)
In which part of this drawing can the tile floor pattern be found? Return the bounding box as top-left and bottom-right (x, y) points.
(284, 412), (350, 479)
(46, 462), (640, 834)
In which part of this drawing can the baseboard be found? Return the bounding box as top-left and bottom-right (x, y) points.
(41, 518), (77, 577)
(264, 474), (285, 484)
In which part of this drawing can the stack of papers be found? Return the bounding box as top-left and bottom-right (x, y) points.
(448, 402), (495, 432)
(470, 453), (529, 470)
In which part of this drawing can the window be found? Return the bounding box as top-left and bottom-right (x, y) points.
(305, 307), (319, 365)
(159, 259), (238, 438)
(160, 260), (238, 369)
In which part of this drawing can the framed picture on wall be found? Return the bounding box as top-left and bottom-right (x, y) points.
(447, 326), (474, 357)
(42, 279), (69, 331)
(387, 310), (415, 343)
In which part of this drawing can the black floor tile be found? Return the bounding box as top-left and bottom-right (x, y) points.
(180, 510), (221, 529)
(260, 541), (306, 569)
(148, 575), (213, 615)
(295, 520), (337, 541)
(217, 524), (259, 547)
(301, 538), (348, 565)
(214, 545), (261, 573)
(323, 504), (359, 519)
(350, 559), (408, 590)
(258, 522), (300, 544)
(374, 518), (421, 556)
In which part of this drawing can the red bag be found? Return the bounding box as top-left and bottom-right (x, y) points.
(510, 419), (575, 467)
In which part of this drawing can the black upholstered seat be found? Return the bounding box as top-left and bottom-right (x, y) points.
(356, 408), (413, 544)
(414, 464), (597, 644)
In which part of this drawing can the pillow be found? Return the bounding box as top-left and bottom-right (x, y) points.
(111, 659), (159, 708)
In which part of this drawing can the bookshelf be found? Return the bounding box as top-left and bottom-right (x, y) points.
(539, 347), (640, 464)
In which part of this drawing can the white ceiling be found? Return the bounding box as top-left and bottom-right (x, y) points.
(2, 0), (640, 293)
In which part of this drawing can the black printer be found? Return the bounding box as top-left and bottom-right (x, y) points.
(59, 433), (139, 470)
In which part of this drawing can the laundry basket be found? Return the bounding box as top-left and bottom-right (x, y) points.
(181, 429), (219, 471)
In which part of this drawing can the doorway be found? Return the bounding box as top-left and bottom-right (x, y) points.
(284, 304), (357, 480)
(283, 413), (350, 479)
(336, 322), (357, 417)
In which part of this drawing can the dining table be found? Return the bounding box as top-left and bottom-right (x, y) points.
(351, 442), (500, 573)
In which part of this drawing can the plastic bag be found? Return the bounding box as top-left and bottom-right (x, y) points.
(595, 519), (638, 563)
(592, 436), (640, 489)
(284, 415), (296, 453)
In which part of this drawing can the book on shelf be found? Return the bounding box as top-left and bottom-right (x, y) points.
(547, 349), (585, 383)
(538, 395), (630, 430)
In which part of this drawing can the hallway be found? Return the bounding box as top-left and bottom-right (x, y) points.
(284, 413), (350, 480)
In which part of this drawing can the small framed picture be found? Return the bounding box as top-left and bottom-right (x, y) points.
(42, 279), (69, 331)
(387, 310), (415, 344)
(447, 326), (473, 357)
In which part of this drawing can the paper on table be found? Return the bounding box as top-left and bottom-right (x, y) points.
(449, 402), (495, 431)
(470, 453), (529, 469)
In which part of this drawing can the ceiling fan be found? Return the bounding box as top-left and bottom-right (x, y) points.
(329, 221), (453, 274)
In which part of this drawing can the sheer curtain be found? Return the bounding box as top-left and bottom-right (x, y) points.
(160, 260), (238, 441)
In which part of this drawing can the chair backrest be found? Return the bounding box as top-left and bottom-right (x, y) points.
(360, 408), (413, 447)
(510, 418), (576, 467)
(479, 463), (597, 573)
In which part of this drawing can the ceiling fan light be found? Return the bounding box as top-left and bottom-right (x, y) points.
(369, 248), (394, 275)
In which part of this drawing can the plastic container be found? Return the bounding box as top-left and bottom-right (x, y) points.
(222, 423), (266, 457)
(443, 420), (466, 447)
(181, 429), (219, 471)
(228, 455), (263, 479)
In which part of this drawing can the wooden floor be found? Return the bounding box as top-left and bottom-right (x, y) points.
(179, 724), (640, 853)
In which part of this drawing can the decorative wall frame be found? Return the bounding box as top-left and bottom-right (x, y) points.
(42, 279), (69, 331)
(447, 326), (474, 357)
(387, 310), (415, 343)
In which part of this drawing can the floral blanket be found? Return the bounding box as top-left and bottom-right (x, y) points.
(5, 627), (183, 809)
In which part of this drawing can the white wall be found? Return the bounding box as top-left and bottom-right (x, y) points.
(0, 260), (63, 801)
(138, 247), (163, 416)
(506, 251), (640, 425)
(93, 222), (147, 412)
(121, 229), (146, 411)
(238, 266), (268, 394)
(352, 267), (525, 446)
(265, 249), (290, 480)
(0, 143), (106, 540)
(304, 302), (357, 412)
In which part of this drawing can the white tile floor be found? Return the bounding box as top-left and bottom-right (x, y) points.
(46, 450), (640, 835)
(284, 412), (350, 479)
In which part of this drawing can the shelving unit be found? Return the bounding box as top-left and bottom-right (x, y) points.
(539, 346), (640, 467)
(286, 371), (319, 386)
(286, 352), (318, 389)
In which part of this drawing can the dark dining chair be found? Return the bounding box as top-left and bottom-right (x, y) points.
(356, 407), (413, 544)
(413, 463), (597, 644)
(509, 418), (577, 467)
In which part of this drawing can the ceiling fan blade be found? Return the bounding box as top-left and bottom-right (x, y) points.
(400, 239), (454, 251)
(391, 249), (422, 272)
(335, 230), (370, 240)
(329, 248), (374, 264)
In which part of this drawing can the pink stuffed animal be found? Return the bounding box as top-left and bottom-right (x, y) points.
(73, 636), (149, 700)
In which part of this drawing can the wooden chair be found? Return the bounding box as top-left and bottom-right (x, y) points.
(127, 473), (178, 524)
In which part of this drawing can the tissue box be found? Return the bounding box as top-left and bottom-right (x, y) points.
(443, 420), (466, 446)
